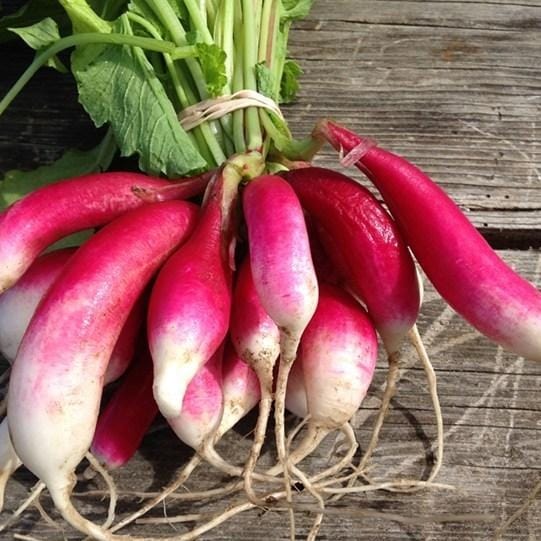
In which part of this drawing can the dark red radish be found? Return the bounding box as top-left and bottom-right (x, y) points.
(148, 152), (264, 419)
(0, 171), (206, 293)
(282, 166), (420, 355)
(7, 200), (198, 541)
(320, 119), (541, 363)
(91, 343), (158, 469)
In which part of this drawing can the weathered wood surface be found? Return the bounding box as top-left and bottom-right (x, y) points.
(0, 1), (540, 540)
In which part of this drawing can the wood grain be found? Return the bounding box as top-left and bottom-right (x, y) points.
(0, 1), (540, 540)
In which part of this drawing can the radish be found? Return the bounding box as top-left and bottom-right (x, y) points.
(7, 200), (198, 541)
(0, 248), (145, 385)
(91, 342), (158, 469)
(282, 166), (420, 355)
(229, 256), (280, 501)
(102, 294), (146, 385)
(319, 120), (541, 362)
(243, 174), (318, 516)
(0, 248), (75, 362)
(107, 340), (262, 535)
(283, 164), (444, 488)
(149, 152), (264, 419)
(283, 283), (377, 481)
(0, 171), (206, 293)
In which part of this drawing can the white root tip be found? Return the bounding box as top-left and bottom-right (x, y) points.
(153, 371), (189, 419)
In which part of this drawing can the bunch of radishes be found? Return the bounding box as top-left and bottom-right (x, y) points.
(0, 119), (540, 541)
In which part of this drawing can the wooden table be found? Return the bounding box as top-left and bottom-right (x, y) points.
(0, 1), (540, 539)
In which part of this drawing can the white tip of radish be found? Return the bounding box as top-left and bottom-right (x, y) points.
(152, 366), (190, 419)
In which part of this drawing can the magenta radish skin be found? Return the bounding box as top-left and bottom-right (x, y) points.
(283, 166), (420, 354)
(322, 120), (541, 362)
(243, 175), (318, 342)
(218, 341), (261, 437)
(91, 344), (158, 469)
(148, 154), (262, 419)
(0, 248), (75, 362)
(7, 201), (198, 539)
(0, 171), (205, 292)
(167, 348), (224, 450)
(230, 257), (280, 388)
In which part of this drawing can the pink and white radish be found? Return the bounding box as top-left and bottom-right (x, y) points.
(0, 247), (145, 385)
(91, 342), (158, 469)
(0, 248), (75, 362)
(7, 200), (198, 541)
(0, 171), (206, 293)
(243, 174), (319, 510)
(0, 420), (20, 512)
(149, 152), (264, 419)
(229, 257), (280, 501)
(320, 120), (541, 362)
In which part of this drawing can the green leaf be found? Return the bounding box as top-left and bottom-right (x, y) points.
(0, 130), (117, 209)
(281, 0), (314, 21)
(279, 59), (302, 103)
(8, 17), (67, 72)
(195, 42), (227, 97)
(0, 0), (69, 43)
(73, 16), (207, 177)
(255, 61), (277, 99)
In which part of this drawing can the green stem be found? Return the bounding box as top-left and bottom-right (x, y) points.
(146, 0), (227, 165)
(184, 0), (214, 44)
(232, 0), (246, 153)
(0, 33), (195, 116)
(241, 0), (263, 151)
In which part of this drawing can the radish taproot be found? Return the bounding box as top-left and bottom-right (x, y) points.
(149, 152), (264, 419)
(7, 200), (198, 541)
(0, 171), (206, 293)
(319, 120), (541, 363)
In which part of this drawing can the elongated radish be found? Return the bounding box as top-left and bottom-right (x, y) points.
(0, 171), (206, 293)
(149, 152), (264, 418)
(320, 120), (541, 362)
(229, 257), (280, 502)
(0, 248), (75, 362)
(0, 248), (145, 385)
(282, 166), (420, 355)
(243, 174), (318, 517)
(91, 342), (158, 469)
(8, 200), (198, 541)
